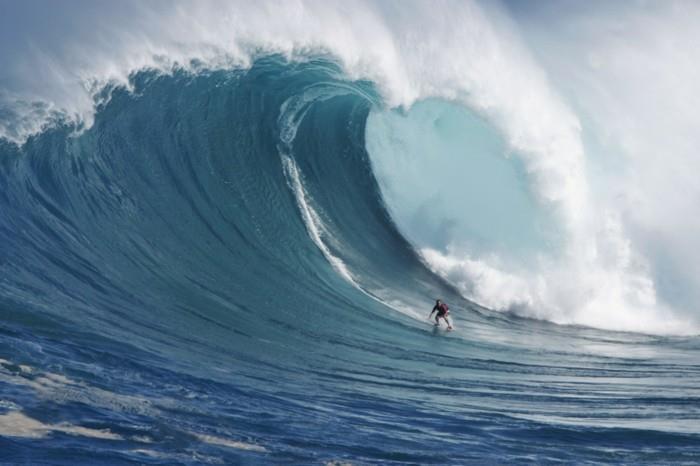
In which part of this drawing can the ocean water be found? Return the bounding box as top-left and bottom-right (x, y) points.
(1, 2), (700, 465)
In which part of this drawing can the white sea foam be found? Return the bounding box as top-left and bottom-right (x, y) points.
(130, 449), (225, 464)
(0, 359), (264, 455)
(0, 410), (122, 440)
(194, 432), (267, 452)
(362, 2), (700, 335)
(0, 358), (159, 417)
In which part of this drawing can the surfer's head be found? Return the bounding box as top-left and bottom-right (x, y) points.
(436, 299), (441, 304)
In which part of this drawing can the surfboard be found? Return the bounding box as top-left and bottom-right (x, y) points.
(429, 318), (454, 331)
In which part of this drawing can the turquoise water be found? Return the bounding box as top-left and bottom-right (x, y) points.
(0, 59), (699, 465)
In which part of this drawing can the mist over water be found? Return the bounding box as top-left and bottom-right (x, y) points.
(1, 1), (700, 464)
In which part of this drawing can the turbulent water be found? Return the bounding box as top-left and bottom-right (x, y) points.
(1, 1), (700, 464)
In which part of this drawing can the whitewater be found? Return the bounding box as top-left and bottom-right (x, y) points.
(1, 1), (699, 464)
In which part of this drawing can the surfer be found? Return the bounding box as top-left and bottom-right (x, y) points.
(429, 299), (453, 330)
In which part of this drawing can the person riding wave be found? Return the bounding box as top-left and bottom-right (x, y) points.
(429, 299), (453, 330)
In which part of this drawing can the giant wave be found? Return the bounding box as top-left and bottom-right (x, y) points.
(1, 1), (700, 464)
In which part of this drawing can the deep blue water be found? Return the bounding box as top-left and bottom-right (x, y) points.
(0, 58), (699, 465)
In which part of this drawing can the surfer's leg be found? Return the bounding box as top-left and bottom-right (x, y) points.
(445, 315), (453, 329)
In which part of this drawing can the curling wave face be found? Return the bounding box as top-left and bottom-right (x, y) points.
(0, 58), (699, 464)
(3, 0), (700, 334)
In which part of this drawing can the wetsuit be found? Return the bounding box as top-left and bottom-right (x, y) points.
(432, 303), (449, 316)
